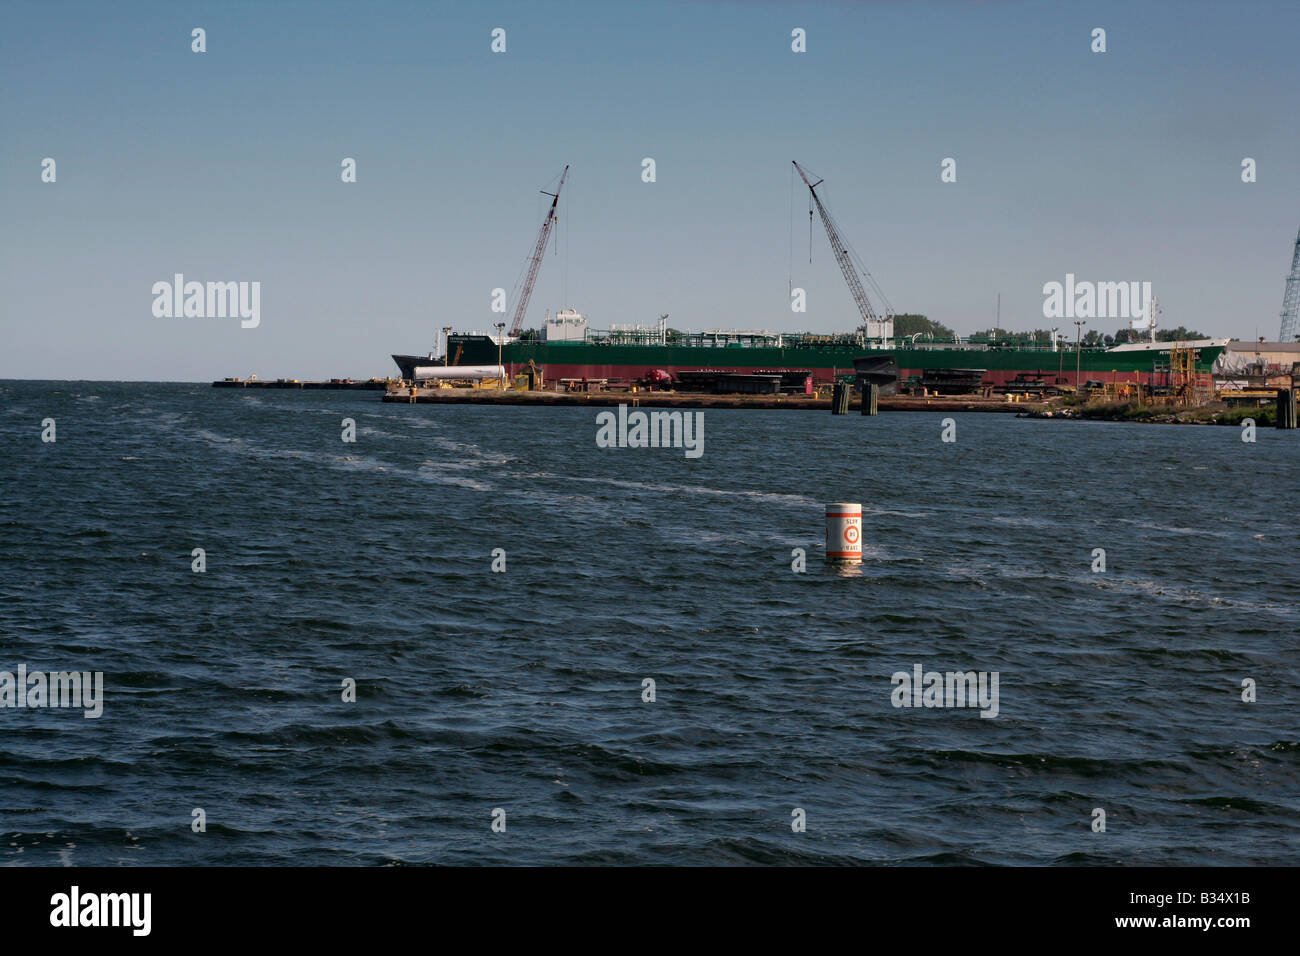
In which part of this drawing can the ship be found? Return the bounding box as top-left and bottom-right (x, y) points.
(392, 161), (1228, 392)
(396, 321), (1229, 393)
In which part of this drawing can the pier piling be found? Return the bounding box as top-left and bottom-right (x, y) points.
(831, 382), (850, 415)
(861, 383), (879, 416)
(1278, 388), (1298, 429)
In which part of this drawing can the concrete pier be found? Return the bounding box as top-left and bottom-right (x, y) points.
(213, 378), (391, 390)
(381, 385), (1043, 413)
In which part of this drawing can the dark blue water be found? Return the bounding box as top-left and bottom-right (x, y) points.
(1, 381), (1296, 865)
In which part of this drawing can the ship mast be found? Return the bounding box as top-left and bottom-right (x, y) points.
(508, 165), (569, 338)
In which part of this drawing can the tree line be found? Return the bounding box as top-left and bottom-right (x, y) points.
(887, 314), (1206, 346)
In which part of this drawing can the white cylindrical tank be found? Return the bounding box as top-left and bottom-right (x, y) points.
(825, 502), (862, 564)
(413, 365), (506, 381)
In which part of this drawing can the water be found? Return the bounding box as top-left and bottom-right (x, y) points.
(1, 381), (1296, 865)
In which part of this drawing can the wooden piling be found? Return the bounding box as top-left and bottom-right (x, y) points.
(1278, 388), (1298, 429)
(861, 383), (879, 416)
(831, 382), (850, 414)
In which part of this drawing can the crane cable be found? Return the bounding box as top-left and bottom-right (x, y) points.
(788, 164), (794, 298)
(560, 174), (568, 309)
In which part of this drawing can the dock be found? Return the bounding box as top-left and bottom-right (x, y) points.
(213, 378), (392, 390)
(381, 385), (1046, 413)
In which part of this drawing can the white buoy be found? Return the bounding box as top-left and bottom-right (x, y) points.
(826, 502), (862, 564)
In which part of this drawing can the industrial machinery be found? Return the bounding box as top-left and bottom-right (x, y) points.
(1279, 225), (1300, 343)
(793, 160), (894, 340)
(508, 165), (569, 337)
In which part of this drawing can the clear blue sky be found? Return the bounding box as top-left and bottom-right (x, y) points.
(3, 0), (1298, 380)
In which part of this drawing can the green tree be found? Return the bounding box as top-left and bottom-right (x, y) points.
(891, 313), (955, 340)
(972, 328), (1055, 346)
(1155, 326), (1208, 342)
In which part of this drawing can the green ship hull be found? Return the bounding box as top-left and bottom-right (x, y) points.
(401, 335), (1227, 389)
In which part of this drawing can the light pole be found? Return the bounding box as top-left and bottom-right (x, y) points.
(442, 327), (453, 365)
(1074, 320), (1087, 388)
(494, 322), (506, 389)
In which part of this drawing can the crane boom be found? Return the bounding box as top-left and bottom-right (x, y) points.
(793, 160), (880, 326)
(1279, 225), (1300, 342)
(509, 165), (569, 337)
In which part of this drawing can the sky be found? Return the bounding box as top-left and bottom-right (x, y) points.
(3, 0), (1298, 381)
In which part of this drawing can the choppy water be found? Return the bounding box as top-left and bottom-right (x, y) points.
(1, 381), (1297, 865)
